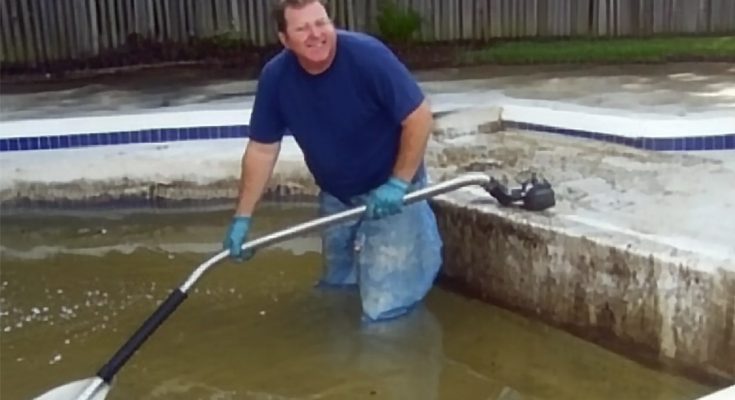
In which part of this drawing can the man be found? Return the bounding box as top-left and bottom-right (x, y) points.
(223, 0), (442, 322)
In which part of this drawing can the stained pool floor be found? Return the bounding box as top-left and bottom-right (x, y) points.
(0, 204), (715, 400)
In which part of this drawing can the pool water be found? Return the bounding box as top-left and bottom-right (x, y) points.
(0, 204), (714, 399)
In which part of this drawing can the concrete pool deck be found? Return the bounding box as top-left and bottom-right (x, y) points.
(1, 63), (734, 395)
(1, 62), (734, 121)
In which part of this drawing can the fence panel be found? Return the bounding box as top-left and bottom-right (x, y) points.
(2, 0), (734, 67)
(721, 0), (735, 32)
(53, 0), (70, 58)
(18, 0), (36, 64)
(8, 0), (25, 61)
(1, 0), (15, 63)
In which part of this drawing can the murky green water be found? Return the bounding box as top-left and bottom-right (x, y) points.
(0, 204), (715, 400)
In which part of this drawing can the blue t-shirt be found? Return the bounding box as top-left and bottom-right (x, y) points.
(248, 30), (425, 202)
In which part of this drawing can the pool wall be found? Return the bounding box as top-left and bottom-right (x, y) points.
(433, 197), (735, 386)
(1, 105), (734, 392)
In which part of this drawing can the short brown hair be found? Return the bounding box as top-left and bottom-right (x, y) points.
(272, 0), (327, 33)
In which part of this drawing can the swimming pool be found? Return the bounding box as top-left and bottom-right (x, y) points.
(1, 99), (733, 398)
(0, 205), (717, 399)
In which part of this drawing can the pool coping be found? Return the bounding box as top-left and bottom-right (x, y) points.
(1, 104), (733, 153)
(697, 385), (735, 400)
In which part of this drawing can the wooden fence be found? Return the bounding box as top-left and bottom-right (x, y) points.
(2, 0), (734, 66)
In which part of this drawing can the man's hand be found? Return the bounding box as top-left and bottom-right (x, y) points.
(365, 177), (409, 219)
(224, 140), (278, 262)
(223, 216), (254, 261)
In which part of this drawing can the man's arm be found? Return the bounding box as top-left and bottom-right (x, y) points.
(234, 140), (281, 216)
(392, 99), (433, 183)
(359, 37), (433, 184)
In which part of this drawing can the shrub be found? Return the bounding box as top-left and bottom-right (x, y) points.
(375, 0), (422, 43)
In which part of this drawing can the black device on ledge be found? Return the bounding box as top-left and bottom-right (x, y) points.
(484, 173), (556, 211)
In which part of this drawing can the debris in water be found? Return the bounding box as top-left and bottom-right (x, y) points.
(57, 289), (64, 294)
(259, 310), (266, 316)
(3, 326), (10, 332)
(16, 357), (23, 362)
(49, 354), (62, 364)
(64, 339), (70, 345)
(31, 307), (41, 315)
(496, 387), (523, 400)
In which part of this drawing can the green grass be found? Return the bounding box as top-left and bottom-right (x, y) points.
(461, 36), (735, 64)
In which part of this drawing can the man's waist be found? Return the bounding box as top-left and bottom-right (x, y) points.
(315, 163), (426, 206)
(316, 172), (387, 205)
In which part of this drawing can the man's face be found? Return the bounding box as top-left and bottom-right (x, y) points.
(279, 1), (336, 71)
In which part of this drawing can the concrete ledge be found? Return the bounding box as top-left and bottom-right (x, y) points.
(697, 385), (735, 400)
(0, 176), (318, 209)
(431, 195), (734, 385)
(0, 138), (317, 207)
(433, 106), (503, 140)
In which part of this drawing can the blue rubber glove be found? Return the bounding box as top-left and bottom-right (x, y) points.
(365, 177), (410, 220)
(223, 216), (253, 261)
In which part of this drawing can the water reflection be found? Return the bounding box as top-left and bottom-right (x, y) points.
(319, 288), (444, 399)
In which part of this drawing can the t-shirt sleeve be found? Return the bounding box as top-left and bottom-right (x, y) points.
(248, 62), (286, 144)
(363, 39), (425, 124)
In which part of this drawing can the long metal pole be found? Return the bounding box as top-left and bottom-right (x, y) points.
(181, 171), (491, 292)
(85, 172), (492, 397)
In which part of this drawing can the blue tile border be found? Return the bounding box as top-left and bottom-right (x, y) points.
(1, 121), (733, 153)
(503, 121), (735, 151)
(0, 125), (252, 153)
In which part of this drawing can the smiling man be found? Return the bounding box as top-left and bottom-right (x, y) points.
(223, 0), (442, 322)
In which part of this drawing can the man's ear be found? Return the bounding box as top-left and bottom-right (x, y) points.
(278, 32), (289, 49)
